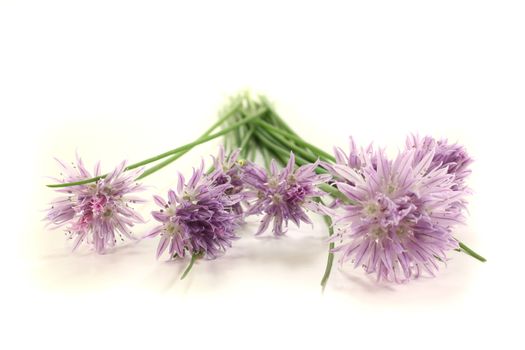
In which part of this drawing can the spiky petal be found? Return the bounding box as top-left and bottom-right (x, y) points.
(327, 144), (466, 283)
(147, 160), (241, 260)
(211, 146), (246, 217)
(243, 152), (331, 236)
(46, 157), (145, 253)
(406, 135), (473, 191)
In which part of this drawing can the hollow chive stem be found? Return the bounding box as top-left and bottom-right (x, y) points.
(239, 125), (255, 158)
(224, 107), (242, 151)
(258, 124), (320, 163)
(233, 115), (242, 148)
(457, 241), (487, 262)
(48, 101), (241, 187)
(249, 142), (257, 162)
(254, 127), (354, 205)
(254, 126), (328, 174)
(317, 183), (355, 205)
(180, 253), (199, 280)
(252, 132), (286, 166)
(136, 109), (265, 180)
(318, 198), (335, 292)
(260, 144), (272, 169)
(253, 119), (335, 162)
(259, 95), (298, 137)
(47, 107), (264, 187)
(133, 99), (242, 169)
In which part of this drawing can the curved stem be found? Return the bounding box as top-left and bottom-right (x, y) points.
(180, 254), (198, 280)
(260, 144), (271, 169)
(136, 110), (265, 180)
(133, 100), (242, 169)
(318, 183), (354, 205)
(239, 125), (255, 157)
(260, 125), (319, 163)
(249, 141), (257, 161)
(253, 119), (335, 162)
(319, 199), (335, 292)
(259, 95), (298, 137)
(48, 107), (264, 187)
(457, 241), (486, 262)
(254, 126), (328, 175)
(253, 132), (286, 166)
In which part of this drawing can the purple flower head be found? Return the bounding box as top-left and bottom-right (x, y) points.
(211, 146), (246, 216)
(322, 136), (376, 188)
(243, 152), (331, 236)
(147, 160), (241, 260)
(327, 146), (466, 283)
(46, 157), (146, 254)
(332, 136), (376, 172)
(406, 135), (473, 191)
(320, 136), (376, 208)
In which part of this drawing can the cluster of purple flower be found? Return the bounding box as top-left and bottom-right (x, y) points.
(324, 135), (472, 282)
(243, 153), (330, 236)
(146, 159), (242, 260)
(144, 150), (329, 260)
(46, 135), (472, 283)
(46, 157), (145, 253)
(46, 148), (327, 259)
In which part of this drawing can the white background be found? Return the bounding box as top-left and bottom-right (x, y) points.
(1, 1), (524, 349)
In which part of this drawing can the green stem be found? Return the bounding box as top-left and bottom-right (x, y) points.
(259, 95), (298, 137)
(260, 144), (271, 169)
(249, 141), (257, 162)
(252, 132), (286, 166)
(137, 110), (264, 180)
(457, 241), (487, 262)
(223, 115), (233, 153)
(130, 100), (240, 169)
(318, 199), (335, 292)
(180, 254), (199, 280)
(254, 127), (328, 175)
(259, 124), (319, 163)
(254, 125), (355, 204)
(255, 128), (296, 160)
(239, 125), (255, 158)
(318, 183), (355, 205)
(253, 119), (335, 162)
(255, 128), (353, 205)
(263, 106), (310, 156)
(228, 107), (243, 149)
(222, 98), (244, 153)
(48, 107), (263, 187)
(133, 101), (241, 170)
(265, 111), (317, 159)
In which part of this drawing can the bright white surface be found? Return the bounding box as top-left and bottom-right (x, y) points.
(1, 1), (524, 349)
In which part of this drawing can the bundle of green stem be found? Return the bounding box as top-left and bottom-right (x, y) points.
(48, 92), (485, 290)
